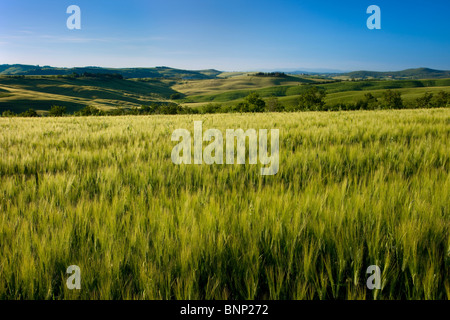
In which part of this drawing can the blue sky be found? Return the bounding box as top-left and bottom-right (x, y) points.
(0, 0), (449, 71)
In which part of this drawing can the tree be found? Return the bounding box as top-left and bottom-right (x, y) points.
(297, 86), (326, 111)
(201, 103), (222, 114)
(382, 90), (403, 109)
(430, 91), (449, 108)
(170, 93), (182, 100)
(140, 105), (156, 114)
(68, 72), (79, 79)
(20, 109), (39, 117)
(355, 93), (379, 110)
(244, 92), (266, 112)
(76, 105), (102, 116)
(48, 105), (67, 117)
(266, 97), (284, 112)
(157, 103), (183, 115)
(413, 92), (433, 109)
(235, 102), (250, 113)
(1, 110), (16, 117)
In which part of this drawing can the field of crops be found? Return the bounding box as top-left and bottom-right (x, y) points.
(0, 109), (449, 300)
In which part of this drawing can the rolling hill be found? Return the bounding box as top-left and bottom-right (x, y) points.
(180, 78), (450, 107)
(338, 68), (450, 80)
(0, 76), (179, 113)
(0, 64), (222, 80)
(0, 65), (449, 114)
(2, 65), (450, 81)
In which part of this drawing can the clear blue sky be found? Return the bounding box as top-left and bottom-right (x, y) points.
(0, 0), (449, 71)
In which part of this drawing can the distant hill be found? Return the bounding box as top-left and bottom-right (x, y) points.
(339, 68), (450, 80)
(1, 70), (449, 114)
(2, 65), (449, 80)
(0, 64), (222, 80)
(0, 76), (180, 113)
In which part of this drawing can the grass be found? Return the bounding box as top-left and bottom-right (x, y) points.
(172, 74), (317, 96)
(181, 79), (450, 107)
(182, 86), (450, 110)
(273, 86), (450, 108)
(2, 75), (450, 114)
(0, 76), (178, 113)
(0, 109), (449, 300)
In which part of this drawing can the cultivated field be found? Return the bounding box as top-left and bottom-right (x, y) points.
(1, 74), (449, 114)
(0, 109), (449, 299)
(180, 78), (450, 108)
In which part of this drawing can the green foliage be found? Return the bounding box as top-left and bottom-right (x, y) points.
(202, 88), (449, 114)
(381, 90), (404, 109)
(183, 78), (450, 106)
(68, 72), (80, 79)
(344, 68), (450, 80)
(0, 75), (181, 113)
(200, 103), (222, 114)
(290, 86), (326, 111)
(0, 64), (221, 80)
(245, 92), (266, 112)
(2, 74), (450, 116)
(254, 72), (288, 78)
(232, 93), (267, 113)
(430, 91), (450, 108)
(157, 104), (184, 115)
(19, 109), (39, 117)
(414, 92), (433, 109)
(1, 110), (16, 117)
(411, 91), (450, 109)
(75, 106), (104, 116)
(80, 72), (123, 80)
(170, 93), (182, 100)
(48, 105), (67, 117)
(266, 97), (285, 112)
(70, 103), (194, 117)
(355, 93), (379, 110)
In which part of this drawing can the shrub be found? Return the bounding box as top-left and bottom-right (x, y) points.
(200, 103), (222, 114)
(157, 104), (183, 115)
(170, 93), (182, 100)
(244, 92), (266, 112)
(413, 92), (433, 109)
(381, 90), (403, 109)
(430, 91), (449, 108)
(354, 93), (379, 110)
(48, 105), (67, 117)
(266, 97), (285, 112)
(19, 109), (39, 117)
(295, 87), (326, 111)
(1, 110), (16, 117)
(75, 106), (103, 116)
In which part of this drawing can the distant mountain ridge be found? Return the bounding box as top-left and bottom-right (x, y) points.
(339, 68), (450, 80)
(0, 64), (222, 80)
(0, 65), (449, 80)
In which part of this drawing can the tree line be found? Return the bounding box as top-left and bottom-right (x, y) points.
(193, 88), (449, 113)
(2, 87), (449, 117)
(253, 72), (288, 78)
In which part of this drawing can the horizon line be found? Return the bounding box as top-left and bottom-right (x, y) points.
(1, 63), (449, 74)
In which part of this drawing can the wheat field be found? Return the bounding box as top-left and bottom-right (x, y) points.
(0, 109), (449, 300)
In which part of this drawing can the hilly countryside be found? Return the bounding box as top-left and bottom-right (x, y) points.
(0, 64), (449, 115)
(1, 64), (449, 300)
